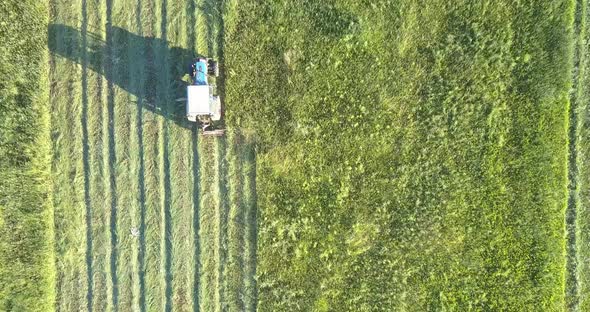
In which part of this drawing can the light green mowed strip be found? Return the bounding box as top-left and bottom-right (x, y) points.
(49, 0), (258, 310)
(225, 131), (258, 312)
(138, 0), (165, 310)
(167, 0), (199, 310)
(124, 0), (145, 308)
(575, 0), (590, 309)
(198, 137), (221, 312)
(241, 135), (258, 312)
(225, 131), (245, 311)
(112, 0), (137, 310)
(50, 0), (89, 309)
(85, 0), (109, 310)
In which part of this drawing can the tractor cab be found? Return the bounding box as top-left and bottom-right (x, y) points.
(186, 58), (221, 123)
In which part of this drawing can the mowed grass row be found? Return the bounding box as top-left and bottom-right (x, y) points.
(50, 0), (89, 309)
(198, 137), (220, 312)
(167, 0), (199, 310)
(49, 0), (259, 310)
(139, 0), (165, 309)
(124, 0), (146, 309)
(574, 0), (590, 309)
(225, 131), (258, 311)
(111, 0), (136, 309)
(198, 132), (258, 312)
(84, 0), (109, 310)
(225, 131), (245, 311)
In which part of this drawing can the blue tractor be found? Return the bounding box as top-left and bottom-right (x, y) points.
(186, 58), (223, 135)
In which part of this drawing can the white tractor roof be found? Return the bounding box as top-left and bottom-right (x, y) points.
(187, 85), (211, 114)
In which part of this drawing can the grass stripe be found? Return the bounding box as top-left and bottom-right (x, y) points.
(196, 0), (207, 54)
(187, 2), (202, 311)
(48, 11), (67, 311)
(103, 0), (120, 309)
(141, 0), (165, 308)
(225, 131), (245, 311)
(166, 0), (197, 310)
(51, 0), (89, 308)
(125, 1), (147, 311)
(142, 19), (166, 312)
(110, 0), (137, 310)
(199, 137), (219, 312)
(577, 0), (590, 308)
(191, 127), (201, 312)
(217, 137), (230, 312)
(153, 0), (173, 310)
(242, 136), (258, 312)
(571, 0), (589, 310)
(48, 0), (257, 310)
(85, 0), (109, 310)
(131, 1), (149, 311)
(566, 0), (584, 309)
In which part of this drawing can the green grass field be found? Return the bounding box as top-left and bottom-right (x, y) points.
(3, 0), (590, 310)
(47, 0), (256, 310)
(225, 0), (580, 310)
(0, 0), (54, 311)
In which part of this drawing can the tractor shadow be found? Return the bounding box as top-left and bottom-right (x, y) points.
(48, 23), (214, 128)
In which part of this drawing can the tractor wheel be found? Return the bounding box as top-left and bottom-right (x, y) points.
(208, 60), (219, 77)
(189, 63), (195, 77)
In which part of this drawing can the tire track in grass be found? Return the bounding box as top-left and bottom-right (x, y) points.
(226, 131), (245, 311)
(242, 139), (258, 311)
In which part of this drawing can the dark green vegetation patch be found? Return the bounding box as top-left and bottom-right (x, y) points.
(225, 0), (575, 310)
(0, 0), (54, 311)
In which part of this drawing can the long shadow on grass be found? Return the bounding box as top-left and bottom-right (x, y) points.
(48, 23), (213, 128)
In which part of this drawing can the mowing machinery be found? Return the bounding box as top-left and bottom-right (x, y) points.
(186, 58), (224, 136)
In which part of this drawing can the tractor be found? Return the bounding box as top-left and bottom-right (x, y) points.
(186, 58), (224, 136)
